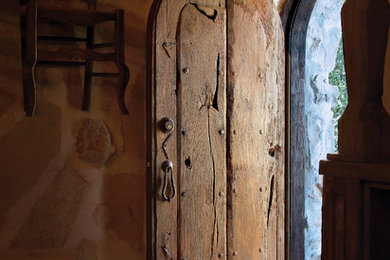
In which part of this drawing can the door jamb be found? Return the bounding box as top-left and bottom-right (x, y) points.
(283, 0), (317, 259)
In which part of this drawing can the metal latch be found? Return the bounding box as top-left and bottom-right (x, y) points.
(161, 160), (176, 202)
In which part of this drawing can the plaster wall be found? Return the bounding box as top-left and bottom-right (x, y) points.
(0, 0), (153, 259)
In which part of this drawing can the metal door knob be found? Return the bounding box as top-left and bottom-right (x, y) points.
(160, 117), (174, 133)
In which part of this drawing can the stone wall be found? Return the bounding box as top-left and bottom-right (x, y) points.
(0, 0), (153, 259)
(304, 0), (345, 259)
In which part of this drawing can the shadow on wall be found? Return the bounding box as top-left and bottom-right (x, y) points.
(0, 0), (153, 259)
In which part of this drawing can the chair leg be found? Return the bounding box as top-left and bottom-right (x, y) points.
(23, 64), (36, 116)
(82, 63), (92, 111)
(82, 26), (94, 111)
(114, 9), (129, 115)
(116, 62), (130, 115)
(23, 1), (37, 116)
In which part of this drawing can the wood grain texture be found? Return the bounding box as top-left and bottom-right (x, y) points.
(321, 176), (362, 260)
(320, 160), (390, 183)
(227, 0), (285, 258)
(177, 4), (226, 259)
(149, 0), (285, 259)
(190, 0), (225, 8)
(150, 1), (227, 258)
(149, 0), (187, 259)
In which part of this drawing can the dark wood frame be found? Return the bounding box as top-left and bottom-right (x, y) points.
(146, 1), (161, 259)
(282, 0), (317, 259)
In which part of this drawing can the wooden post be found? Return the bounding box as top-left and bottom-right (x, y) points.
(320, 1), (390, 259)
(336, 0), (390, 160)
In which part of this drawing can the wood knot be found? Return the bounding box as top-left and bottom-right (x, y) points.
(268, 144), (281, 157)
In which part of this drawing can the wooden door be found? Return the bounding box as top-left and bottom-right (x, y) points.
(147, 0), (285, 259)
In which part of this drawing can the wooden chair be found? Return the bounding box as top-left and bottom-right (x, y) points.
(21, 0), (130, 116)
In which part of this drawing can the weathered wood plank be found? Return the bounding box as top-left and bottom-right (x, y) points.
(149, 0), (187, 259)
(177, 3), (226, 259)
(190, 0), (225, 8)
(227, 0), (285, 258)
(150, 1), (285, 259)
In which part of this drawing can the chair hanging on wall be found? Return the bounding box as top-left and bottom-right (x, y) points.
(20, 0), (130, 116)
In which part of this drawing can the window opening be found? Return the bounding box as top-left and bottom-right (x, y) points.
(329, 40), (348, 151)
(304, 0), (347, 258)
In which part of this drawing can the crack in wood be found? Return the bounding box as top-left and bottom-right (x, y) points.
(207, 53), (222, 259)
(268, 144), (281, 157)
(162, 232), (173, 260)
(190, 2), (218, 22)
(212, 54), (220, 111)
(200, 54), (220, 111)
(207, 106), (217, 260)
(267, 175), (275, 228)
(216, 218), (219, 251)
(162, 133), (172, 159)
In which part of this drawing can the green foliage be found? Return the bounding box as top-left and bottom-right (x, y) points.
(329, 39), (348, 151)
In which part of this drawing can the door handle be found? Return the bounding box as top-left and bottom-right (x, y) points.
(160, 117), (174, 133)
(162, 160), (176, 202)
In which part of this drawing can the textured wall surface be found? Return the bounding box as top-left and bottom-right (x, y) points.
(304, 0), (344, 259)
(0, 0), (153, 259)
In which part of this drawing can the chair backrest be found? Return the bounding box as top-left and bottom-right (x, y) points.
(87, 0), (96, 10)
(20, 0), (97, 10)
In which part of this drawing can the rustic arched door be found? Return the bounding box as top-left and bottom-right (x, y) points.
(147, 0), (285, 259)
